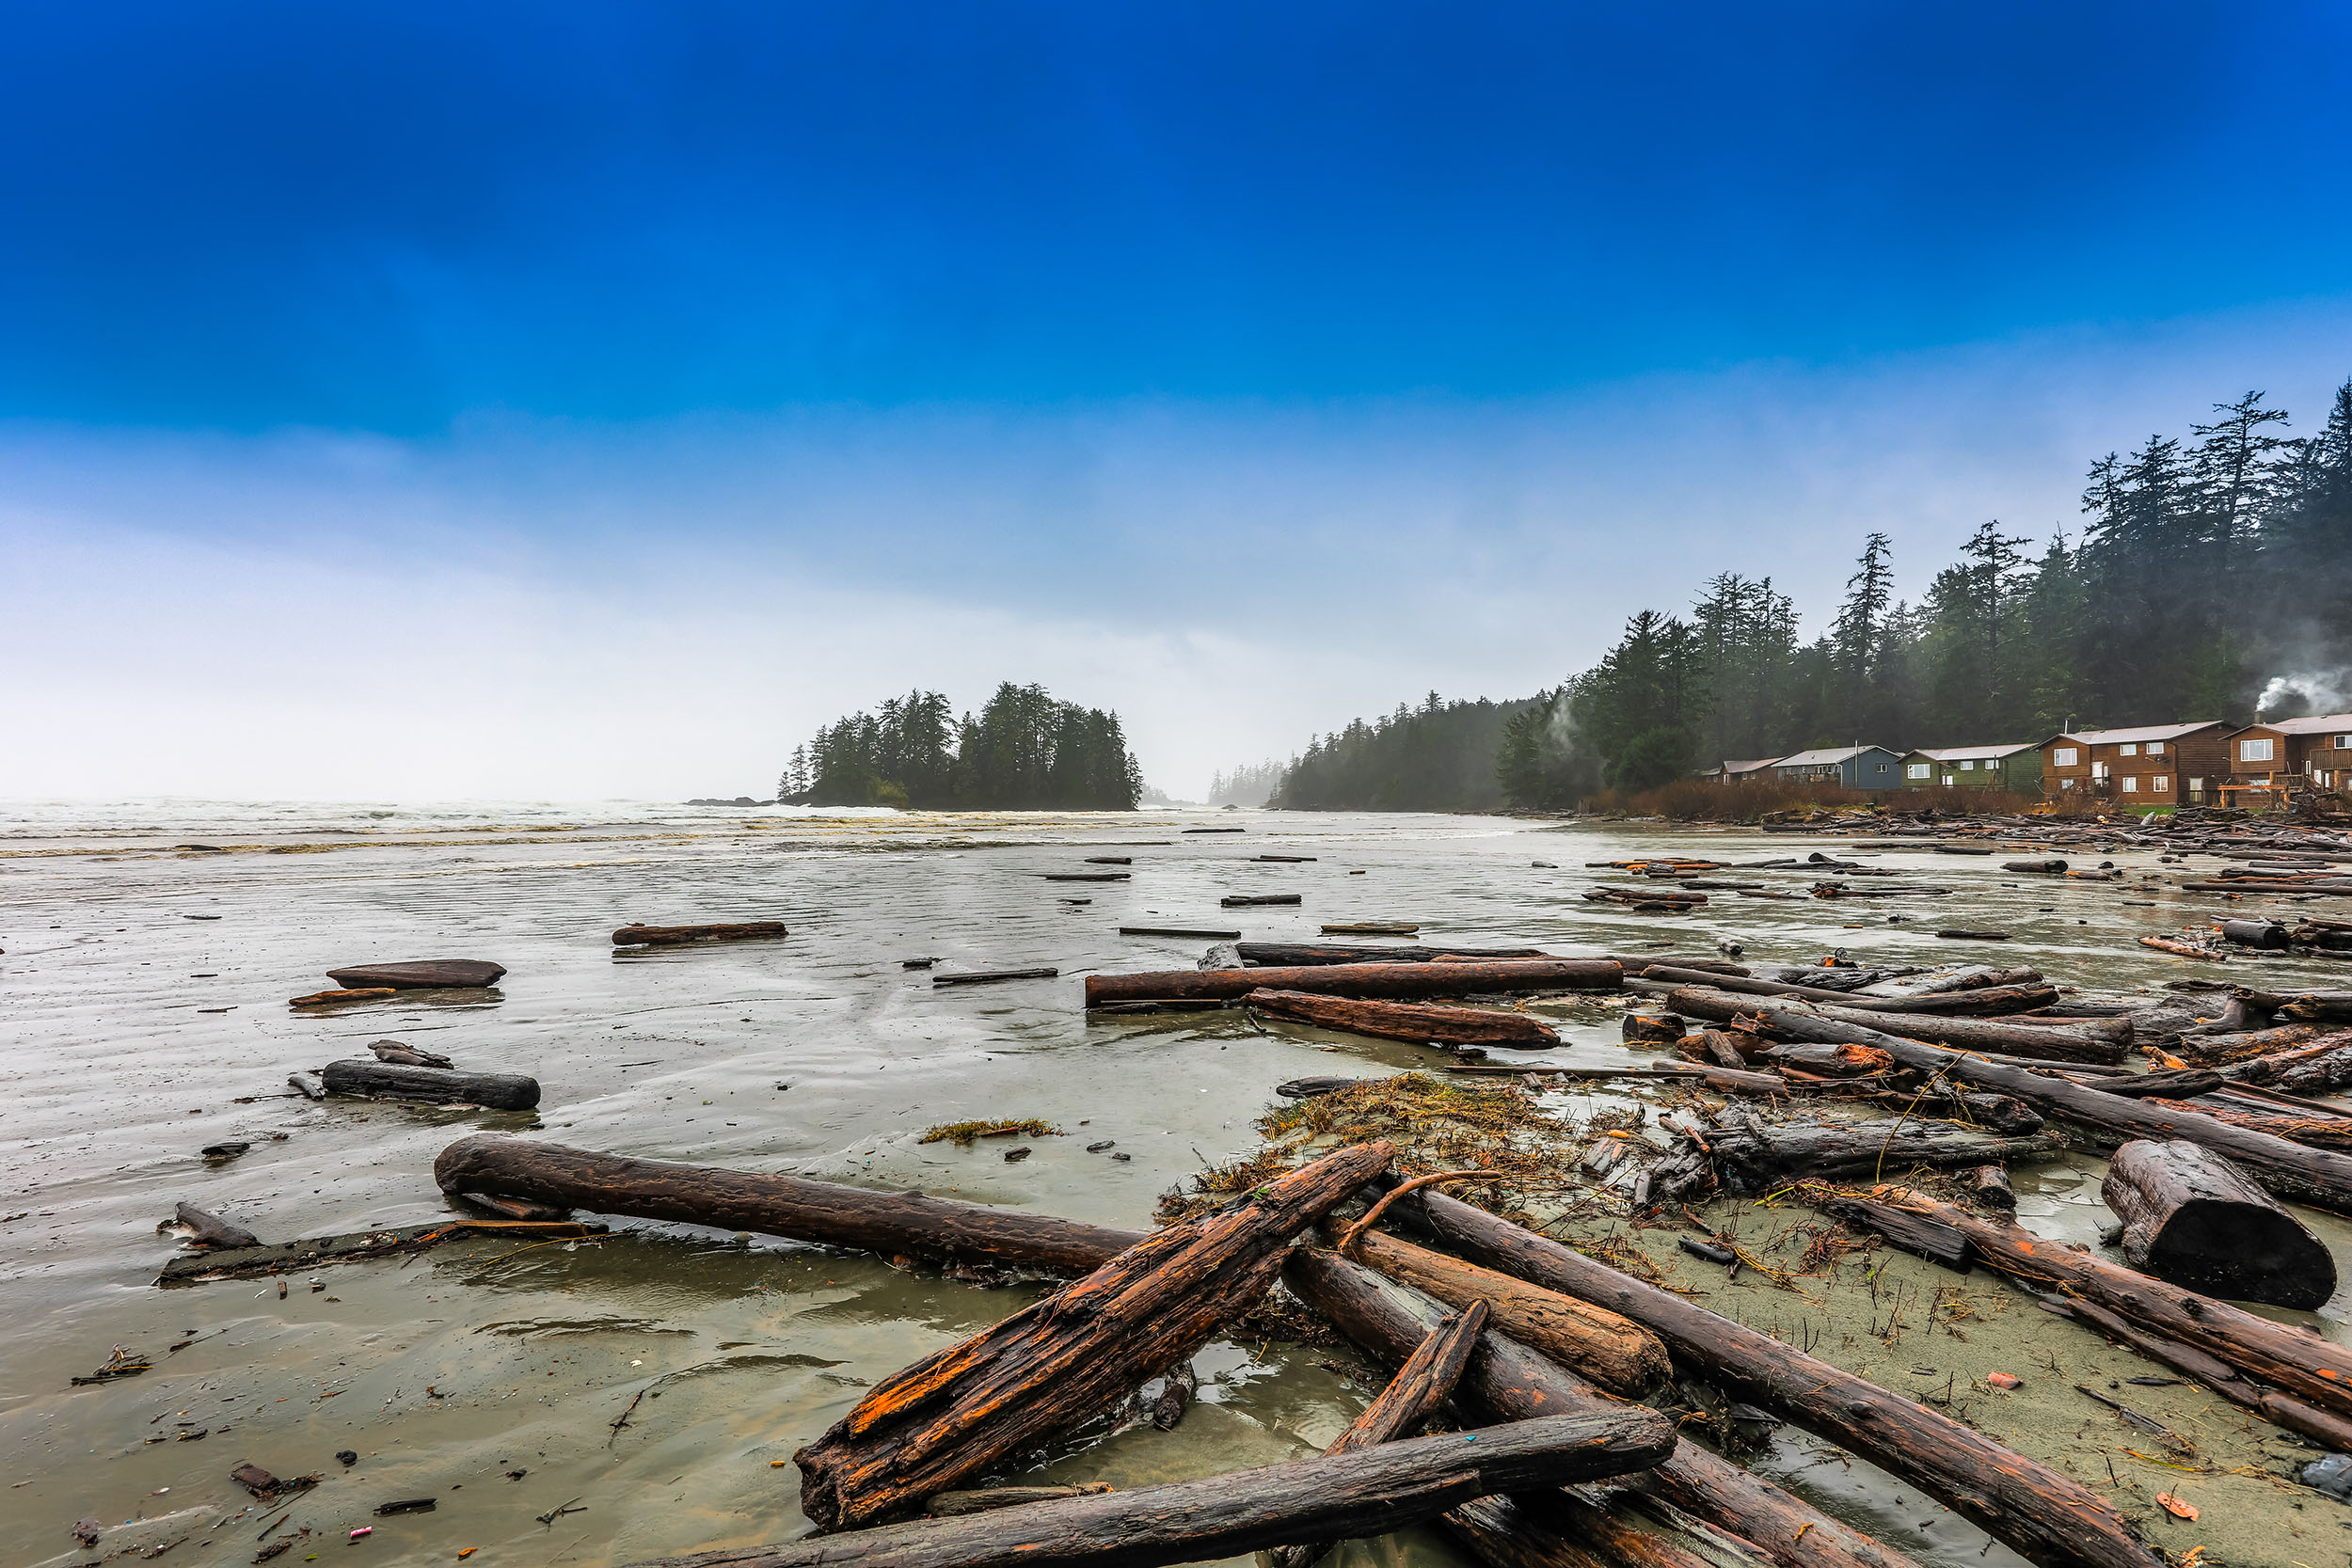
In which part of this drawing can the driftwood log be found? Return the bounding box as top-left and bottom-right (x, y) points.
(1851, 1191), (2352, 1433)
(170, 1203), (258, 1250)
(2034, 1292), (2352, 1452)
(612, 923), (789, 946)
(1085, 959), (1621, 1007)
(925, 1485), (1113, 1518)
(2172, 1022), (2331, 1066)
(635, 1410), (1674, 1568)
(1970, 1165), (2016, 1209)
(1661, 985), (2120, 1062)
(321, 1060), (539, 1111)
(1665, 988), (2352, 1213)
(2100, 1140), (2336, 1308)
(1279, 1247), (1923, 1568)
(1343, 1227), (1669, 1397)
(1396, 1189), (2165, 1568)
(792, 1142), (1392, 1528)
(1244, 989), (1560, 1048)
(434, 1137), (1144, 1273)
(1704, 1116), (2064, 1188)
(1239, 942), (1551, 965)
(369, 1039), (454, 1069)
(326, 958), (506, 989)
(1270, 1300), (1489, 1568)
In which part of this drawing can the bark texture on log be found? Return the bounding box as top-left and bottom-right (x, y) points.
(637, 1410), (1675, 1568)
(1278, 1248), (1921, 1568)
(322, 1059), (539, 1111)
(2102, 1139), (2337, 1308)
(325, 959), (505, 989)
(1663, 986), (2120, 1062)
(1239, 942), (1551, 966)
(2174, 1023), (2329, 1067)
(1705, 1117), (2064, 1188)
(792, 1142), (1392, 1528)
(1344, 1228), (1669, 1397)
(1245, 989), (1561, 1047)
(1445, 1489), (1771, 1568)
(612, 923), (790, 946)
(1860, 1191), (2352, 1423)
(1085, 959), (1621, 1007)
(1402, 1190), (2163, 1568)
(434, 1136), (1145, 1273)
(1271, 1301), (1489, 1568)
(1665, 988), (2352, 1214)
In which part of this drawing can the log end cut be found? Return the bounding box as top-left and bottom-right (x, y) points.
(2103, 1139), (2338, 1309)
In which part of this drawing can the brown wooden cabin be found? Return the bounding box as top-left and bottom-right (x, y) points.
(2219, 713), (2352, 804)
(2039, 721), (2232, 806)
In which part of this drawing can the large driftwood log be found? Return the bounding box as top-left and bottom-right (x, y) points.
(1085, 959), (1621, 1007)
(1239, 942), (1552, 966)
(1271, 1300), (1489, 1568)
(1397, 1189), (2164, 1568)
(1343, 1227), (1669, 1396)
(1245, 989), (1561, 1048)
(1641, 968), (2056, 1017)
(2172, 1022), (2331, 1066)
(1445, 1489), (1772, 1568)
(634, 1410), (1673, 1568)
(1661, 983), (2120, 1062)
(2034, 1292), (2352, 1452)
(435, 1136), (1145, 1273)
(321, 1060), (539, 1110)
(2102, 1139), (2336, 1308)
(1279, 1248), (1922, 1568)
(612, 922), (791, 946)
(1851, 1190), (2352, 1427)
(1665, 987), (2352, 1213)
(792, 1143), (1392, 1528)
(1704, 1115), (2064, 1188)
(325, 958), (505, 989)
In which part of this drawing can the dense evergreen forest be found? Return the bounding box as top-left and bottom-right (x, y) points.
(780, 683), (1142, 810)
(1267, 379), (2352, 810)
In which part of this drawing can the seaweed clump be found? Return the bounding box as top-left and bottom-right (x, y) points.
(918, 1118), (1062, 1147)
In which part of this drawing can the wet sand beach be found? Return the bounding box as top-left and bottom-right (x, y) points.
(7, 800), (2349, 1568)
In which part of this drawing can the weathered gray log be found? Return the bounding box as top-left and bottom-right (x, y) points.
(612, 923), (788, 946)
(634, 1410), (1674, 1568)
(1665, 988), (2352, 1214)
(1085, 959), (1620, 1006)
(1245, 989), (1560, 1047)
(1222, 894), (1303, 907)
(321, 1059), (539, 1111)
(434, 1136), (1145, 1273)
(1396, 1188), (2165, 1568)
(1846, 1190), (2352, 1426)
(1661, 982), (2121, 1062)
(1279, 1248), (1922, 1568)
(1271, 1300), (1489, 1568)
(1705, 1117), (2063, 1187)
(369, 1039), (453, 1069)
(792, 1142), (1391, 1528)
(325, 958), (505, 988)
(170, 1203), (258, 1250)
(2101, 1139), (2336, 1308)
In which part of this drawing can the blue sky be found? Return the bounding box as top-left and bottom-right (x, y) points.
(6, 4), (2352, 797)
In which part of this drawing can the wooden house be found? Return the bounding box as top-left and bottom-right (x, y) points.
(1701, 757), (1783, 784)
(1898, 744), (2042, 794)
(2038, 722), (2232, 805)
(1772, 745), (1903, 790)
(2218, 713), (2352, 801)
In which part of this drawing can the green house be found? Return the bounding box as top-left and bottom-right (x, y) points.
(1898, 744), (2043, 795)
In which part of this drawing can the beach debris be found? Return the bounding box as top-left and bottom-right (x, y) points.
(902, 958), (937, 969)
(326, 958), (507, 988)
(337, 1451), (358, 1465)
(1969, 1165), (2016, 1210)
(289, 987), (398, 1008)
(230, 1465), (319, 1504)
(1150, 1361), (1197, 1430)
(932, 967), (1059, 986)
(1677, 1237), (1736, 1266)
(2101, 1139), (2336, 1308)
(1237, 942), (1551, 965)
(1222, 894), (1304, 907)
(1322, 923), (1417, 935)
(167, 1202), (260, 1250)
(200, 1141), (252, 1160)
(1086, 958), (1621, 1007)
(1244, 989), (1560, 1049)
(287, 1070), (326, 1100)
(612, 924), (787, 947)
(1002, 1146), (1032, 1162)
(1254, 854), (1317, 863)
(1085, 857), (1132, 864)
(368, 1039), (455, 1069)
(1045, 872), (1129, 881)
(2154, 1493), (2198, 1522)
(1985, 1371), (2020, 1390)
(158, 1219), (604, 1283)
(320, 1059), (540, 1111)
(791, 1141), (1392, 1528)
(1120, 927), (1241, 939)
(922, 1119), (1063, 1147)
(71, 1346), (153, 1385)
(2300, 1453), (2352, 1498)
(374, 1498), (436, 1515)
(1934, 929), (2010, 941)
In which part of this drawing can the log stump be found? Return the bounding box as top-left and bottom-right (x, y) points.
(2102, 1139), (2337, 1308)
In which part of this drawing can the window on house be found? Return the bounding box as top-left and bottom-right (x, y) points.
(2149, 741), (2164, 755)
(2120, 743), (2138, 756)
(2242, 737), (2275, 762)
(2053, 747), (2077, 767)
(1906, 763), (1930, 779)
(2153, 776), (2169, 792)
(1959, 759), (1976, 770)
(2060, 778), (2076, 790)
(2334, 736), (2352, 750)
(2122, 776), (2138, 792)
(2092, 762), (2108, 780)
(1942, 774), (1956, 786)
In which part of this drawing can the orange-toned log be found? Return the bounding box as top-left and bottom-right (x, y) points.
(1244, 989), (1561, 1048)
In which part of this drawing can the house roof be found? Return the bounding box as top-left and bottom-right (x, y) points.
(2051, 721), (2225, 747)
(1717, 757), (1783, 774)
(1775, 746), (1892, 768)
(1912, 744), (2038, 763)
(2243, 712), (2352, 736)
